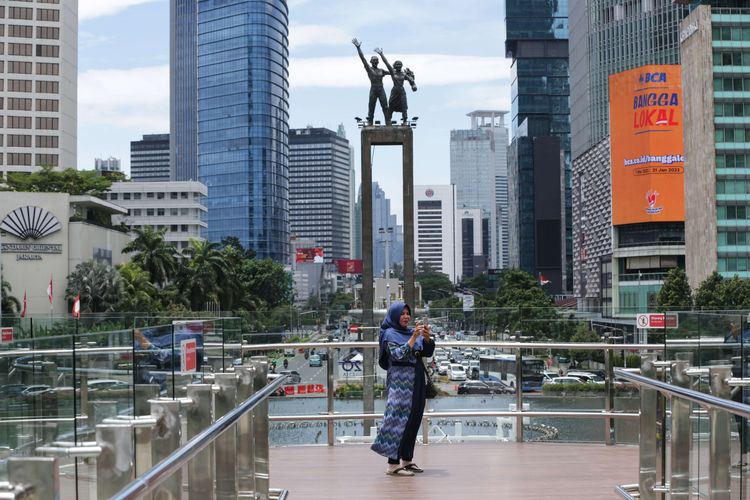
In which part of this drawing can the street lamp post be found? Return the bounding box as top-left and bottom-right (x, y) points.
(378, 227), (394, 308)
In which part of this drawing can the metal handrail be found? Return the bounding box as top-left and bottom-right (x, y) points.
(615, 368), (750, 419)
(111, 374), (288, 500)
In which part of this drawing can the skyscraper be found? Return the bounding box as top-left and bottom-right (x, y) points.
(506, 0), (571, 294)
(130, 134), (170, 182)
(289, 127), (352, 261)
(569, 1), (689, 315)
(196, 0), (290, 261)
(170, 0), (198, 182)
(413, 185), (460, 282)
(0, 0), (77, 179)
(450, 110), (508, 271)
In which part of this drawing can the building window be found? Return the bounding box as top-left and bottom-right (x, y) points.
(6, 134), (31, 147)
(35, 153), (58, 166)
(7, 25), (32, 38)
(36, 8), (59, 22)
(157, 208), (165, 216)
(123, 193), (131, 200)
(7, 116), (31, 129)
(110, 193), (118, 200)
(9, 7), (33, 20)
(7, 79), (32, 92)
(157, 192), (165, 199)
(8, 42), (32, 55)
(133, 193), (141, 200)
(36, 62), (58, 75)
(35, 117), (58, 129)
(36, 80), (59, 93)
(35, 135), (58, 148)
(36, 44), (59, 57)
(7, 153), (31, 165)
(7, 98), (31, 111)
(146, 209), (154, 216)
(8, 61), (32, 74)
(36, 26), (59, 39)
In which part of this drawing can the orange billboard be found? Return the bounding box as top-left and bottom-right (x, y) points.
(609, 65), (684, 225)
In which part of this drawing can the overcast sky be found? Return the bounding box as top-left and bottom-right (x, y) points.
(78, 0), (512, 220)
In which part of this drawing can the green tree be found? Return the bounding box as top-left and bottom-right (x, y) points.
(328, 292), (354, 310)
(494, 269), (556, 339)
(117, 262), (160, 313)
(0, 166), (125, 196)
(65, 260), (123, 313)
(416, 269), (453, 304)
(1, 280), (21, 316)
(567, 324), (604, 364)
(720, 276), (750, 309)
(656, 267), (693, 311)
(178, 239), (228, 310)
(694, 272), (725, 310)
(122, 226), (178, 286)
(242, 258), (292, 310)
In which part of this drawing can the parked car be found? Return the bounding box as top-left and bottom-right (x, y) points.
(566, 371), (605, 384)
(437, 361), (451, 376)
(449, 364), (467, 381)
(279, 370), (302, 384)
(0, 384), (27, 399)
(544, 376), (583, 386)
(308, 354), (322, 367)
(457, 380), (509, 395)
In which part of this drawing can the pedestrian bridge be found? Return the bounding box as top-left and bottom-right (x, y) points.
(2, 333), (750, 499)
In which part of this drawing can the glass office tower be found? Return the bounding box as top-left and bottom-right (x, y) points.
(505, 0), (571, 293)
(170, 0), (198, 182)
(197, 0), (290, 261)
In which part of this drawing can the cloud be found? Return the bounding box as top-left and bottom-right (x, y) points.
(79, 65), (169, 130)
(79, 0), (163, 21)
(441, 84), (512, 112)
(290, 24), (352, 50)
(289, 54), (509, 88)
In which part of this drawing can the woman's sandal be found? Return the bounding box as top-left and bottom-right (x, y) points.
(386, 466), (415, 476)
(403, 463), (424, 473)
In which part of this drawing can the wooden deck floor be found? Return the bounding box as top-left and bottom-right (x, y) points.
(269, 442), (638, 499)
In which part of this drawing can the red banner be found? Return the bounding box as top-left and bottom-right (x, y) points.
(335, 259), (363, 274)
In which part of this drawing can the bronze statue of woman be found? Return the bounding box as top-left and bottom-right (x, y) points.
(375, 48), (417, 125)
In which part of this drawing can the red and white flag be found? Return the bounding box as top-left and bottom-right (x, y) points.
(539, 273), (551, 286)
(72, 294), (80, 319)
(20, 290), (26, 318)
(46, 275), (53, 304)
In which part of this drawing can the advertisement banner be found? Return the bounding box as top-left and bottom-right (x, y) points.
(0, 327), (13, 344)
(295, 247), (324, 263)
(609, 65), (685, 225)
(335, 259), (363, 274)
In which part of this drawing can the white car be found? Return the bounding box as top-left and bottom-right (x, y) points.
(544, 376), (583, 386)
(437, 361), (451, 376)
(449, 364), (467, 381)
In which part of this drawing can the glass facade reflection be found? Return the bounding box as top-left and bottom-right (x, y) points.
(171, 0), (199, 182)
(506, 0), (571, 293)
(197, 0), (290, 262)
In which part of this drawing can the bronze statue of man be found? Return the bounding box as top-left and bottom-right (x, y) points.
(375, 48), (417, 125)
(353, 38), (390, 125)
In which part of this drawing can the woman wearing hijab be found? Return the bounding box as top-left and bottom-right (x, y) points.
(371, 302), (435, 476)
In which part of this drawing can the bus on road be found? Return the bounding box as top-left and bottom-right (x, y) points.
(479, 354), (545, 392)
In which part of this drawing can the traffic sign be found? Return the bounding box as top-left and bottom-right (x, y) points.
(180, 338), (197, 372)
(0, 327), (12, 343)
(636, 313), (678, 329)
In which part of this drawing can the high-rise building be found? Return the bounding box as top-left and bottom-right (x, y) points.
(289, 127), (352, 262)
(413, 185), (459, 282)
(130, 134), (170, 182)
(0, 0), (78, 179)
(105, 181), (207, 252)
(450, 111), (508, 271)
(196, 0), (290, 262)
(505, 0), (571, 294)
(569, 1), (689, 315)
(95, 157), (121, 174)
(681, 3), (750, 287)
(458, 208), (487, 280)
(372, 182), (403, 278)
(170, 0), (198, 182)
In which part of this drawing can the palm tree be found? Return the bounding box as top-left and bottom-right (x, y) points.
(1, 279), (21, 315)
(178, 239), (228, 310)
(65, 260), (123, 313)
(122, 226), (178, 287)
(117, 262), (159, 313)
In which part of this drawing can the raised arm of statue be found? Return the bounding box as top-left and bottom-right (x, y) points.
(352, 38), (369, 69)
(374, 48), (394, 75)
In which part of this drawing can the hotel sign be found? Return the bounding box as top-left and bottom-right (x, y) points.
(1, 206), (63, 261)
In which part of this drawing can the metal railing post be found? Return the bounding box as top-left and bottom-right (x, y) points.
(134, 384), (160, 416)
(251, 356), (270, 500)
(214, 372), (238, 499)
(515, 348), (523, 443)
(604, 336), (614, 445)
(670, 355), (692, 498)
(186, 384), (214, 500)
(149, 399), (182, 499)
(7, 457), (58, 500)
(708, 365), (732, 500)
(327, 346), (335, 446)
(235, 366), (257, 496)
(87, 400), (118, 428)
(639, 353), (658, 500)
(96, 423), (135, 500)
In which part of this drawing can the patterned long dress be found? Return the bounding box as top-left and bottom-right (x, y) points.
(371, 336), (435, 461)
